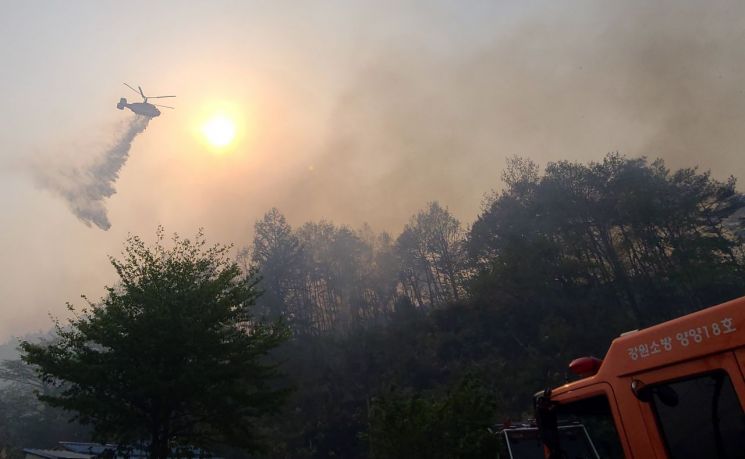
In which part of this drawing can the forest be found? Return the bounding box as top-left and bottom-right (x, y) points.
(2, 154), (745, 458)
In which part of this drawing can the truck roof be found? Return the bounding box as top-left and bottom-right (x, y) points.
(554, 295), (745, 394)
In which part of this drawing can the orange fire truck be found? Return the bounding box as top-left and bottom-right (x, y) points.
(534, 295), (745, 458)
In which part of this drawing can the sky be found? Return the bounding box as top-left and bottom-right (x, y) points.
(2, 0), (745, 340)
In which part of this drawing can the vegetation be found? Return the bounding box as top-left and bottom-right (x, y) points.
(19, 230), (289, 459)
(367, 375), (500, 458)
(250, 154), (745, 458)
(2, 154), (744, 458)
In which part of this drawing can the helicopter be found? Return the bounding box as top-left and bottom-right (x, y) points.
(116, 83), (175, 118)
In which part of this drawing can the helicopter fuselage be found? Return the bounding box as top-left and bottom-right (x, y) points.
(116, 98), (161, 118)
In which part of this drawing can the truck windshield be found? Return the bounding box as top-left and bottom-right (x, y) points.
(503, 425), (597, 459)
(648, 370), (745, 458)
(554, 395), (625, 459)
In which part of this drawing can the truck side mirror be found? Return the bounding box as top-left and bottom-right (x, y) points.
(632, 379), (679, 407)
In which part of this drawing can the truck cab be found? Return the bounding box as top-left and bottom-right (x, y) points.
(534, 296), (745, 458)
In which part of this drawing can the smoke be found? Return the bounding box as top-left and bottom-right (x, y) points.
(33, 115), (150, 230)
(273, 0), (745, 231)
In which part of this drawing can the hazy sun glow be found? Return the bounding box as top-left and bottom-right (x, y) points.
(202, 116), (236, 147)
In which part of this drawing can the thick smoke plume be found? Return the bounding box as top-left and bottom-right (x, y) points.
(274, 1), (745, 230)
(34, 115), (150, 230)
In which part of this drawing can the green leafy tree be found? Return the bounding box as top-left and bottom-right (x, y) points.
(367, 376), (500, 459)
(20, 229), (289, 459)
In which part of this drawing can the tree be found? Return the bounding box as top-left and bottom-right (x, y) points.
(367, 375), (500, 459)
(251, 209), (312, 335)
(295, 221), (388, 331)
(396, 202), (467, 309)
(20, 229), (289, 459)
(0, 357), (90, 457)
(468, 154), (745, 350)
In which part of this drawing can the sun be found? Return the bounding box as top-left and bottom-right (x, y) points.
(202, 115), (236, 147)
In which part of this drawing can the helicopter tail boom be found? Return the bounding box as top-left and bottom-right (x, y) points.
(117, 98), (127, 110)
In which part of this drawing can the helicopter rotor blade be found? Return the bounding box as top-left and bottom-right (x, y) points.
(138, 86), (146, 99)
(147, 95), (176, 99)
(153, 104), (174, 109)
(123, 83), (141, 96)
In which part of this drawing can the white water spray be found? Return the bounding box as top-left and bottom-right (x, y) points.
(33, 115), (150, 230)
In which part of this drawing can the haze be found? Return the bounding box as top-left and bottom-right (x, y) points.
(2, 0), (745, 340)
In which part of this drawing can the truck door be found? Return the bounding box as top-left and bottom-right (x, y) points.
(732, 347), (745, 381)
(548, 383), (628, 458)
(630, 352), (745, 458)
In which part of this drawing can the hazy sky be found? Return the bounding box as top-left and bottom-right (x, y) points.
(2, 0), (745, 340)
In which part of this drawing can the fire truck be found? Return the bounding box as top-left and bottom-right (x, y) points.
(534, 295), (745, 458)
